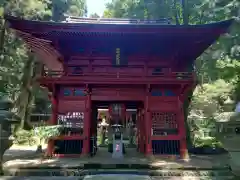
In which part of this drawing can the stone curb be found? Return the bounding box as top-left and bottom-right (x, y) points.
(3, 152), (41, 163)
(6, 169), (234, 177)
(15, 163), (231, 170)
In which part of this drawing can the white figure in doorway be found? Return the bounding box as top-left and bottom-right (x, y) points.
(99, 116), (108, 145)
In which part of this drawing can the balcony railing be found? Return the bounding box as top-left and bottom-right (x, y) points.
(41, 64), (196, 83)
(42, 70), (194, 80)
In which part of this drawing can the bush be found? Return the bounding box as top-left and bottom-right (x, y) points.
(194, 137), (223, 148)
(13, 129), (36, 145)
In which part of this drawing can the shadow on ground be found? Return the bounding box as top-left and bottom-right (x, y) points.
(1, 147), (238, 180)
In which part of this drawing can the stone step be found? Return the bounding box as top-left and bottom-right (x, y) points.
(6, 163), (231, 170)
(5, 167), (235, 179)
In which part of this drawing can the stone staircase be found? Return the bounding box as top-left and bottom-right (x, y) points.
(5, 163), (235, 180)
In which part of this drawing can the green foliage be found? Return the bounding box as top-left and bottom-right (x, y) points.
(13, 129), (36, 145)
(13, 125), (62, 145)
(192, 79), (234, 115)
(51, 0), (87, 21)
(34, 125), (62, 144)
(194, 137), (222, 148)
(190, 79), (236, 146)
(0, 0), (87, 131)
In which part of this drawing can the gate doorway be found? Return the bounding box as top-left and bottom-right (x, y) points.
(50, 100), (181, 157)
(90, 101), (141, 156)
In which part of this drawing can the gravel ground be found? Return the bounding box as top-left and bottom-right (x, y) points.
(0, 177), (80, 180)
(0, 175), (151, 180)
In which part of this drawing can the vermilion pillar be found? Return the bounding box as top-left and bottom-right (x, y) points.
(178, 96), (189, 159)
(139, 108), (145, 153)
(144, 87), (152, 155)
(47, 93), (58, 156)
(82, 89), (91, 155)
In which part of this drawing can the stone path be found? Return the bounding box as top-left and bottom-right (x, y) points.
(84, 175), (151, 180)
(0, 175), (237, 180)
(3, 145), (46, 163)
(1, 176), (150, 180)
(2, 147), (236, 179)
(0, 177), (81, 180)
(4, 148), (229, 169)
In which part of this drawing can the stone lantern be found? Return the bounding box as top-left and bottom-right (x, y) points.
(0, 95), (19, 175)
(223, 97), (235, 112)
(215, 111), (240, 176)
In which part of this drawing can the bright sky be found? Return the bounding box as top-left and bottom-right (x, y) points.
(87, 0), (110, 17)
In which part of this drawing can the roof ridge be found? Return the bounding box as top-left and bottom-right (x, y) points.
(63, 15), (171, 25)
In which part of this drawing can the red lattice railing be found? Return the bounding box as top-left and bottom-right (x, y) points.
(151, 112), (178, 136)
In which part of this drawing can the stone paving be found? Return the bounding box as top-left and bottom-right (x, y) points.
(2, 147), (236, 179)
(0, 177), (81, 180)
(3, 145), (46, 163)
(4, 148), (230, 169)
(0, 175), (237, 180)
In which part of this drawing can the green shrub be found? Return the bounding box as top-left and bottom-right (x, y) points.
(13, 129), (36, 145)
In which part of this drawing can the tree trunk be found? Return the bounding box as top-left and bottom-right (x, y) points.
(18, 55), (34, 129)
(173, 0), (180, 25)
(0, 20), (6, 66)
(181, 0), (189, 25)
(15, 53), (43, 130)
(0, 21), (5, 55)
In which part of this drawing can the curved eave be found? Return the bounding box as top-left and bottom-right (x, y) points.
(4, 15), (234, 68)
(15, 30), (63, 71)
(5, 15), (233, 34)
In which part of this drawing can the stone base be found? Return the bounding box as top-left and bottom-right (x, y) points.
(180, 149), (189, 160)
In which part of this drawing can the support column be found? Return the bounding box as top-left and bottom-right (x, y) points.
(144, 86), (152, 155)
(83, 89), (91, 155)
(139, 109), (144, 153)
(47, 93), (58, 156)
(136, 109), (140, 152)
(178, 96), (189, 160)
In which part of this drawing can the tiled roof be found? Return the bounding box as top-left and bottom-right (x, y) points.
(4, 15), (234, 71)
(64, 16), (171, 25)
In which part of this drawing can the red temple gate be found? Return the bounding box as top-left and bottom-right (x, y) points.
(5, 15), (232, 159)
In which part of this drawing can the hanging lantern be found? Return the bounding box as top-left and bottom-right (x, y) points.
(109, 104), (126, 118)
(109, 103), (126, 125)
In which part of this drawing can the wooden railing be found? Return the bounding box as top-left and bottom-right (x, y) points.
(42, 65), (195, 80)
(42, 70), (194, 79)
